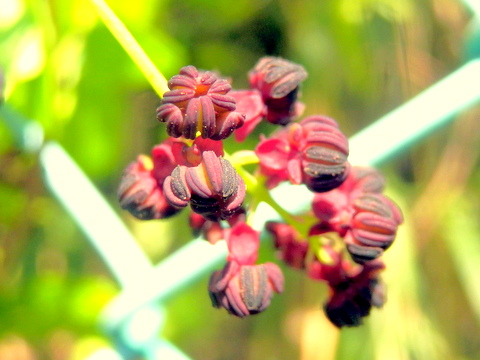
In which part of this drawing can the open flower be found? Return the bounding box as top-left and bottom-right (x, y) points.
(156, 65), (245, 140)
(249, 56), (307, 125)
(163, 151), (246, 221)
(208, 223), (284, 317)
(256, 115), (350, 192)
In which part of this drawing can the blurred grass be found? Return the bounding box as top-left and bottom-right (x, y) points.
(1, 0), (480, 359)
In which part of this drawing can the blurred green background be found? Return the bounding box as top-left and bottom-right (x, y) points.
(1, 0), (480, 359)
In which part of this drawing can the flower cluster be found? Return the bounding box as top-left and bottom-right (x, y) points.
(268, 166), (402, 326)
(119, 57), (402, 327)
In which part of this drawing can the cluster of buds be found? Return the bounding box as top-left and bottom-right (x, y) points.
(268, 166), (402, 326)
(119, 56), (402, 327)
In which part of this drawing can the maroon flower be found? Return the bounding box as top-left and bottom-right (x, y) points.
(118, 150), (179, 220)
(344, 194), (403, 263)
(156, 65), (245, 140)
(305, 245), (386, 327)
(255, 115), (350, 192)
(311, 166), (386, 228)
(323, 260), (386, 328)
(311, 167), (403, 263)
(265, 221), (309, 269)
(249, 56), (307, 125)
(163, 151), (246, 221)
(208, 223), (284, 317)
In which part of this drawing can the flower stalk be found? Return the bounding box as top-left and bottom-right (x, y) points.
(87, 0), (169, 97)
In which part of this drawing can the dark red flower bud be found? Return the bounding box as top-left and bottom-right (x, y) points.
(249, 57), (307, 125)
(210, 111), (245, 141)
(255, 115), (350, 192)
(208, 222), (283, 317)
(300, 116), (350, 192)
(345, 194), (403, 263)
(163, 151), (246, 221)
(208, 261), (284, 317)
(324, 260), (386, 327)
(118, 155), (180, 220)
(163, 165), (191, 208)
(311, 166), (394, 232)
(225, 222), (260, 265)
(325, 277), (386, 327)
(156, 65), (245, 140)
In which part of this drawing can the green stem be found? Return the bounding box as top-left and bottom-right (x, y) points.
(234, 164), (309, 235)
(87, 0), (169, 97)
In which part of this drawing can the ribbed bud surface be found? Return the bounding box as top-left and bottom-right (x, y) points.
(163, 151), (245, 221)
(157, 65), (244, 140)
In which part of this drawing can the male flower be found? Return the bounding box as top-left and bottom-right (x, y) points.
(311, 166), (386, 227)
(344, 194), (403, 263)
(163, 151), (246, 221)
(307, 246), (386, 327)
(256, 115), (350, 192)
(208, 223), (284, 317)
(249, 56), (307, 125)
(311, 167), (403, 263)
(156, 65), (245, 140)
(323, 260), (386, 328)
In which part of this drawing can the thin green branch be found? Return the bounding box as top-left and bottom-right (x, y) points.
(87, 0), (169, 97)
